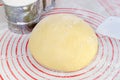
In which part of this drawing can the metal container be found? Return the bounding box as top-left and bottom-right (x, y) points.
(2, 0), (55, 34)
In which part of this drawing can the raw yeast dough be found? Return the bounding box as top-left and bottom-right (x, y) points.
(28, 14), (98, 72)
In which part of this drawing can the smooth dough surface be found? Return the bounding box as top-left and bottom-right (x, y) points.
(28, 14), (98, 72)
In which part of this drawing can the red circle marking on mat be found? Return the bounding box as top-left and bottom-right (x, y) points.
(93, 38), (114, 80)
(6, 35), (19, 80)
(0, 30), (9, 56)
(112, 70), (120, 80)
(0, 75), (4, 80)
(78, 36), (109, 80)
(104, 39), (120, 80)
(10, 36), (27, 80)
(0, 31), (8, 42)
(15, 35), (37, 80)
(1, 31), (11, 80)
(43, 8), (103, 27)
(98, 0), (120, 16)
(52, 8), (105, 19)
(0, 3), (3, 6)
(42, 12), (99, 28)
(21, 36), (50, 80)
(115, 40), (120, 62)
(25, 13), (110, 79)
(111, 0), (120, 6)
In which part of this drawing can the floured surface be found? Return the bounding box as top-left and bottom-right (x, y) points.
(96, 16), (120, 40)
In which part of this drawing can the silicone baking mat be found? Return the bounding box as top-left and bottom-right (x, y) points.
(0, 5), (120, 80)
(97, 0), (120, 16)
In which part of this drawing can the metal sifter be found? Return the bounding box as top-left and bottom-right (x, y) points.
(2, 0), (55, 34)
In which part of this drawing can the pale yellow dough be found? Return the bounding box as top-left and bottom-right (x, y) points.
(28, 14), (98, 72)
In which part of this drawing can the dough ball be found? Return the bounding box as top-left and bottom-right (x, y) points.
(28, 14), (98, 72)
